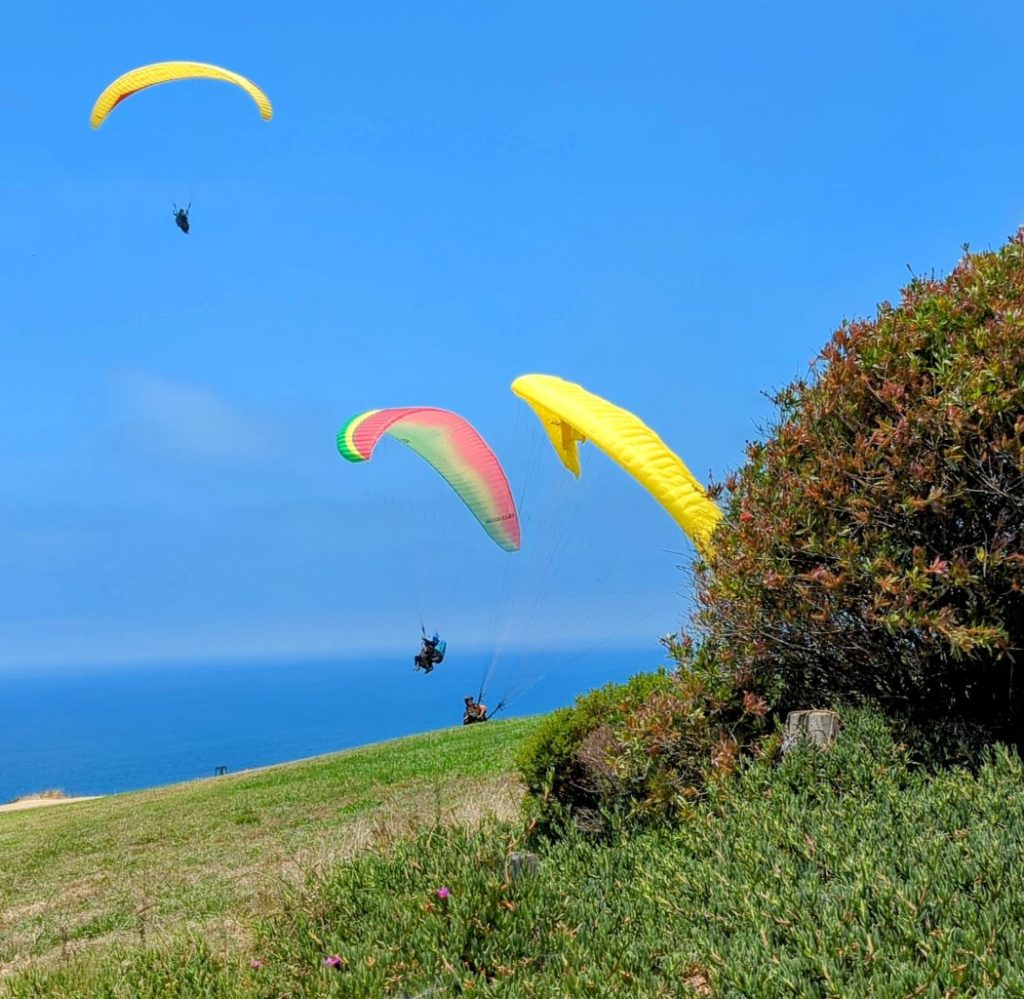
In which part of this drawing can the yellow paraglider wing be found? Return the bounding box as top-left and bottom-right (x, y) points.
(91, 62), (273, 128)
(511, 374), (722, 555)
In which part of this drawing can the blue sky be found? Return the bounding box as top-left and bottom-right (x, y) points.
(2, 1), (1023, 669)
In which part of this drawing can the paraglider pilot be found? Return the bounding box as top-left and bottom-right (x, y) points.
(173, 203), (190, 234)
(463, 695), (488, 725)
(414, 632), (445, 673)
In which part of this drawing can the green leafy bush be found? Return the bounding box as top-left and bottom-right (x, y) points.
(517, 642), (774, 832)
(516, 667), (677, 831)
(695, 232), (1024, 749)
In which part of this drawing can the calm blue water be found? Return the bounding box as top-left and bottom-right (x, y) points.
(0, 646), (666, 802)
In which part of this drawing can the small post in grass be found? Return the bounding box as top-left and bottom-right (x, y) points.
(782, 710), (840, 755)
(509, 851), (540, 883)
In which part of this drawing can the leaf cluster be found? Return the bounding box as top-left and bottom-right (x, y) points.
(697, 233), (1024, 745)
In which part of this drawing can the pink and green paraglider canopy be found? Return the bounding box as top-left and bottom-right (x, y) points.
(337, 407), (521, 552)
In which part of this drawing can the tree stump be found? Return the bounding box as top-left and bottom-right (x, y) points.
(509, 851), (540, 882)
(782, 710), (840, 755)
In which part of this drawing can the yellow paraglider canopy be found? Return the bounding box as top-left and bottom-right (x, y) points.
(511, 374), (722, 556)
(90, 61), (272, 128)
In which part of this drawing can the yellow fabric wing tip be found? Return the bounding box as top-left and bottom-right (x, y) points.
(512, 372), (722, 556)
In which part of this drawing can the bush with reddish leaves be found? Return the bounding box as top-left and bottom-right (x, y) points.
(522, 233), (1024, 833)
(603, 638), (774, 823)
(695, 232), (1024, 750)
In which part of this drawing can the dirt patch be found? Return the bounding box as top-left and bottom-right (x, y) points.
(0, 796), (102, 814)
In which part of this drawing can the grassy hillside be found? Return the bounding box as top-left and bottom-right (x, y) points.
(6, 710), (1024, 997)
(0, 716), (542, 977)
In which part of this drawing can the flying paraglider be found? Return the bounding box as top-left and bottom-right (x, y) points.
(415, 631), (446, 674)
(336, 407), (521, 553)
(173, 203), (190, 234)
(90, 62), (273, 128)
(338, 407), (518, 683)
(511, 374), (722, 556)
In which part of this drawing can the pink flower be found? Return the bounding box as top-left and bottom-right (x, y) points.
(436, 886), (450, 900)
(323, 955), (344, 970)
(249, 959), (262, 970)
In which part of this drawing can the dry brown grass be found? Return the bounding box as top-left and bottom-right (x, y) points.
(0, 772), (525, 978)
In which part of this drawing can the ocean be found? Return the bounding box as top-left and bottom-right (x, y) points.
(0, 645), (668, 803)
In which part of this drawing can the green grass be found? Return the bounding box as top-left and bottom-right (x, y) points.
(6, 709), (1024, 997)
(0, 717), (542, 975)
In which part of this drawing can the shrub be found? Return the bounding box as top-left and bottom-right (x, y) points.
(695, 232), (1024, 749)
(517, 641), (774, 833)
(516, 668), (677, 832)
(604, 636), (774, 822)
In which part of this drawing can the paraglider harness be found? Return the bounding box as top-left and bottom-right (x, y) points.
(463, 682), (509, 725)
(414, 630), (446, 673)
(463, 695), (488, 725)
(173, 203), (191, 234)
